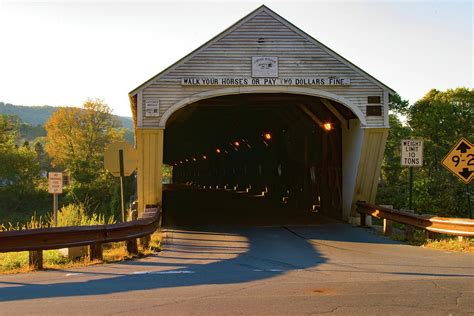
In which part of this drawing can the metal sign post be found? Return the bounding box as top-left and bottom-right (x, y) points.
(409, 166), (413, 211)
(48, 172), (63, 226)
(119, 149), (125, 222)
(401, 140), (423, 211)
(53, 194), (58, 226)
(104, 142), (138, 222)
(442, 137), (473, 218)
(466, 184), (472, 219)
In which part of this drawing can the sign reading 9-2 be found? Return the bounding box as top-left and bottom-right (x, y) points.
(441, 137), (474, 184)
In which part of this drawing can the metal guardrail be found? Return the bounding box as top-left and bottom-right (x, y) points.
(0, 207), (160, 269)
(356, 201), (474, 237)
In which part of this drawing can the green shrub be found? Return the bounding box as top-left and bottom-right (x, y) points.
(0, 212), (50, 231)
(44, 250), (72, 265)
(0, 252), (28, 270)
(54, 203), (115, 227)
(0, 250), (74, 272)
(0, 204), (115, 231)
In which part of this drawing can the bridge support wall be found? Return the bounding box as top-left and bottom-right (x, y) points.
(136, 128), (164, 216)
(349, 127), (389, 224)
(341, 119), (364, 221)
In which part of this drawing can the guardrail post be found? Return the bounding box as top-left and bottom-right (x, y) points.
(383, 218), (392, 236)
(126, 239), (138, 256)
(404, 225), (415, 241)
(425, 231), (437, 240)
(140, 235), (151, 249)
(29, 250), (43, 270)
(89, 243), (103, 261)
(359, 213), (366, 227)
(357, 201), (367, 227)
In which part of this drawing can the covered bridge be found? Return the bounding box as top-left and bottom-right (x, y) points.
(129, 5), (393, 224)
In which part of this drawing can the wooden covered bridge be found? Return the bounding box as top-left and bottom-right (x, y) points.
(128, 5), (394, 225)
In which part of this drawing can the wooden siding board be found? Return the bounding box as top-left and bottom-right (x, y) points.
(138, 9), (386, 128)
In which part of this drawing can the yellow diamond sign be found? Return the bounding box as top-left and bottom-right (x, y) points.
(441, 137), (474, 184)
(104, 142), (138, 177)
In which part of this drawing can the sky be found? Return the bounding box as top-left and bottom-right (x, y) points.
(0, 0), (472, 117)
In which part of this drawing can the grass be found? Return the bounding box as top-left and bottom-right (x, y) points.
(403, 227), (474, 253)
(371, 222), (474, 253)
(419, 237), (474, 253)
(0, 231), (162, 274)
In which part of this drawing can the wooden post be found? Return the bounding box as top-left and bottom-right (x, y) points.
(29, 250), (43, 270)
(89, 243), (103, 261)
(425, 230), (437, 240)
(126, 239), (139, 256)
(359, 213), (366, 227)
(404, 225), (415, 241)
(383, 218), (393, 236)
(140, 235), (151, 249)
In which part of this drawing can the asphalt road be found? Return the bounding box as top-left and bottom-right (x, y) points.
(1, 187), (473, 315)
(0, 223), (473, 315)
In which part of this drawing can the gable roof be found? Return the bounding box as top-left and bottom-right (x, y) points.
(129, 5), (395, 96)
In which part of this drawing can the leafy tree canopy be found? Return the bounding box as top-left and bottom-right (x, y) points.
(44, 99), (126, 215)
(378, 87), (473, 217)
(45, 99), (124, 174)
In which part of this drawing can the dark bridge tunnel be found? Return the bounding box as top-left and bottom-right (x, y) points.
(162, 93), (356, 227)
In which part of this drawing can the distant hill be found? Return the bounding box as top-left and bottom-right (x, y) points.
(0, 102), (134, 130)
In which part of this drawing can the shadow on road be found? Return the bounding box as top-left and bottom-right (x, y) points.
(1, 186), (472, 303)
(0, 225), (327, 302)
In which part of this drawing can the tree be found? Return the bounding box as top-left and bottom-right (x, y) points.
(33, 140), (51, 172)
(0, 115), (44, 217)
(407, 88), (473, 216)
(377, 88), (473, 217)
(376, 94), (412, 208)
(44, 99), (125, 215)
(45, 99), (123, 171)
(377, 114), (411, 208)
(0, 115), (39, 190)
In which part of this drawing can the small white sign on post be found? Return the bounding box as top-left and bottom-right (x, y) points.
(401, 139), (423, 167)
(48, 172), (63, 194)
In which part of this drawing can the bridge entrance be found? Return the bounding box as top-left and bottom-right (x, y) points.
(128, 5), (393, 226)
(163, 93), (355, 226)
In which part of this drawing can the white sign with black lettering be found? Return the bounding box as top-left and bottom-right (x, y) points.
(401, 139), (423, 167)
(48, 172), (63, 194)
(145, 99), (160, 117)
(252, 57), (278, 78)
(181, 77), (350, 86)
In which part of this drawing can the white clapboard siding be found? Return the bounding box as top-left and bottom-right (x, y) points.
(136, 7), (390, 128)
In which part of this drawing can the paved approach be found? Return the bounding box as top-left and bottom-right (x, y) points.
(0, 223), (473, 315)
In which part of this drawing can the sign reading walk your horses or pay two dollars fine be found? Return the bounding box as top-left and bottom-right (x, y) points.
(181, 77), (351, 86)
(442, 137), (474, 184)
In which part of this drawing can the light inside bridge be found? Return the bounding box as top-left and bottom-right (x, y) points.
(323, 122), (333, 131)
